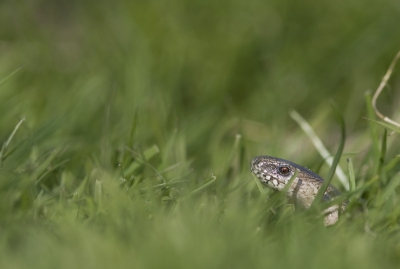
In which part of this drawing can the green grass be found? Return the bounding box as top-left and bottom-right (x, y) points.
(1, 0), (400, 268)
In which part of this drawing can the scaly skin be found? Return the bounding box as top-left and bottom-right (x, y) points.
(251, 155), (346, 225)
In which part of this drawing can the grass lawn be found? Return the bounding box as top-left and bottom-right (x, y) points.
(1, 0), (400, 268)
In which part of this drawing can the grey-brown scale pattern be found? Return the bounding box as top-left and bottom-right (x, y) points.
(251, 155), (346, 225)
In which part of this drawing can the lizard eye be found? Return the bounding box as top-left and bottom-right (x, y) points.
(278, 166), (291, 175)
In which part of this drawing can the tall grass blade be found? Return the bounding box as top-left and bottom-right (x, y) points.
(311, 103), (346, 208)
(290, 110), (349, 190)
(347, 158), (356, 192)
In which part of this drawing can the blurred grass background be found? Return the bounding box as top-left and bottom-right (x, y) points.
(1, 0), (400, 268)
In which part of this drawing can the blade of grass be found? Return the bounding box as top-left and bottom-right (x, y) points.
(311, 103), (346, 208)
(33, 189), (44, 220)
(36, 158), (70, 184)
(365, 92), (382, 175)
(384, 155), (400, 172)
(33, 146), (64, 184)
(1, 136), (28, 162)
(0, 117), (26, 167)
(363, 117), (400, 134)
(378, 128), (387, 175)
(124, 144), (160, 176)
(223, 133), (242, 174)
(178, 174), (217, 201)
(290, 110), (349, 190)
(0, 66), (23, 87)
(72, 175), (90, 200)
(252, 174), (267, 196)
(138, 144), (166, 184)
(375, 172), (400, 207)
(346, 158), (356, 193)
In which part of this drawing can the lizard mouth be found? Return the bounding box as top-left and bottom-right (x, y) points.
(251, 166), (279, 187)
(251, 167), (270, 182)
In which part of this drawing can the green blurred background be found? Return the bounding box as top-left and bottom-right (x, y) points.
(2, 0), (399, 148)
(1, 0), (400, 268)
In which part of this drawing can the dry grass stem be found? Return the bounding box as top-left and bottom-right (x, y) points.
(372, 50), (400, 128)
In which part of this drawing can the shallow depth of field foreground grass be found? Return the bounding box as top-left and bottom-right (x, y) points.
(1, 0), (400, 268)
